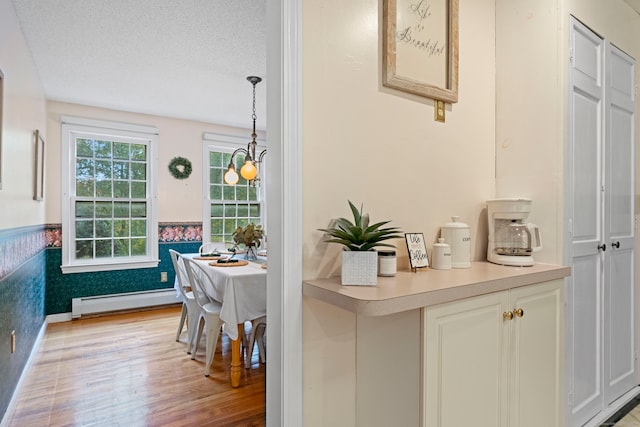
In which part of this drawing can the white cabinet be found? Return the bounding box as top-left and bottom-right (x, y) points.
(422, 280), (563, 427)
(566, 17), (636, 426)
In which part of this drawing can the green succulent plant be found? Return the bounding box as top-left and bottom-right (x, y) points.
(232, 223), (264, 247)
(318, 201), (403, 251)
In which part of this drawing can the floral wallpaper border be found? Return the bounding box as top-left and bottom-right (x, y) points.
(43, 222), (204, 247)
(158, 222), (203, 242)
(0, 223), (203, 281)
(0, 225), (46, 281)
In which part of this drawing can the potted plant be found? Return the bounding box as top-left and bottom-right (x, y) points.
(319, 201), (403, 285)
(232, 223), (264, 260)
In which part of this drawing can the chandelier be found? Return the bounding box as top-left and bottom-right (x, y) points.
(224, 76), (266, 187)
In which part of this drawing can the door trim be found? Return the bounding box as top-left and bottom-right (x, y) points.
(266, 0), (303, 426)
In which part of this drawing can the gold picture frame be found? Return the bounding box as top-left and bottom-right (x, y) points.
(34, 129), (45, 201)
(383, 0), (459, 103)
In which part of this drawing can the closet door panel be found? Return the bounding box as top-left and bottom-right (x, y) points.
(603, 43), (636, 405)
(566, 17), (605, 427)
(572, 91), (601, 246)
(569, 255), (602, 415)
(608, 107), (634, 238)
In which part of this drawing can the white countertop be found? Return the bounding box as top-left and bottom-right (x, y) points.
(303, 261), (571, 316)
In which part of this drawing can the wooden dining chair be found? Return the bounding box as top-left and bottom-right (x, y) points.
(169, 249), (200, 354)
(183, 258), (223, 377)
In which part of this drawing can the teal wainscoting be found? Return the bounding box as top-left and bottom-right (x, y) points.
(0, 226), (46, 421)
(44, 222), (204, 315)
(45, 242), (201, 315)
(0, 222), (203, 421)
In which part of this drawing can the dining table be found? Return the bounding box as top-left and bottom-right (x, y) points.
(179, 252), (267, 387)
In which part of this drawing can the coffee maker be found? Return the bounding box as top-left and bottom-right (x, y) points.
(486, 198), (542, 267)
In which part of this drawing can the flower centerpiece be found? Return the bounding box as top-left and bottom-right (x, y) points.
(232, 223), (264, 260)
(318, 201), (403, 285)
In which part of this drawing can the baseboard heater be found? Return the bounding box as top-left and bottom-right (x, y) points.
(71, 289), (180, 318)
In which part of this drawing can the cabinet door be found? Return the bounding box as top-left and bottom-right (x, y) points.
(509, 281), (563, 427)
(423, 292), (509, 427)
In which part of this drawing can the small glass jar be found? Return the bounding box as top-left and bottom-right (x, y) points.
(378, 249), (397, 276)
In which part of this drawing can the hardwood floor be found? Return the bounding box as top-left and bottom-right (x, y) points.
(6, 306), (265, 427)
(616, 406), (640, 426)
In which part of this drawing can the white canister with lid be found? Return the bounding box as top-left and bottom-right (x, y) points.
(441, 216), (471, 268)
(431, 238), (452, 270)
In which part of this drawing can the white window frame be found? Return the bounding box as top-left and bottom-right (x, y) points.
(60, 116), (159, 274)
(202, 132), (267, 246)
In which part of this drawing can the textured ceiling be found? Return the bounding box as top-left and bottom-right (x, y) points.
(10, 0), (267, 129)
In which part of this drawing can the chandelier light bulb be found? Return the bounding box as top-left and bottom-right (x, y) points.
(224, 167), (239, 185)
(240, 160), (257, 180)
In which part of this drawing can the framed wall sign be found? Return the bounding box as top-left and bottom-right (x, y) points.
(405, 232), (429, 270)
(34, 129), (45, 201)
(383, 0), (459, 103)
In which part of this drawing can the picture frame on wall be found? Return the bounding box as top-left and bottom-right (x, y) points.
(382, 0), (459, 103)
(405, 232), (429, 271)
(34, 129), (45, 201)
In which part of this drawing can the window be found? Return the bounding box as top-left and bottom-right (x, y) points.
(203, 133), (265, 245)
(61, 116), (158, 273)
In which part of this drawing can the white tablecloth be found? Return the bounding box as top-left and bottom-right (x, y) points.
(179, 253), (267, 341)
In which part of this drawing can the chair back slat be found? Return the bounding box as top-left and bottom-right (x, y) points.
(183, 258), (219, 308)
(169, 249), (189, 298)
(199, 242), (222, 255)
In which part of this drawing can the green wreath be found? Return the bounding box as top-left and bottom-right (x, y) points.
(168, 156), (193, 180)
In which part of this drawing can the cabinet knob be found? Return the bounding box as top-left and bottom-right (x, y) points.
(514, 308), (524, 318)
(598, 243), (607, 251)
(612, 241), (620, 249)
(503, 311), (514, 321)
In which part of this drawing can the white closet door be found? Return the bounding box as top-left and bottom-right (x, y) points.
(566, 17), (605, 427)
(603, 42), (636, 405)
(566, 17), (637, 427)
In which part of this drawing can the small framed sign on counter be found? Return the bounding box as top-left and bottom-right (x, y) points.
(405, 232), (429, 271)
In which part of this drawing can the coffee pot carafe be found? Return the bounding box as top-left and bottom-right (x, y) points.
(495, 220), (542, 256)
(487, 198), (542, 267)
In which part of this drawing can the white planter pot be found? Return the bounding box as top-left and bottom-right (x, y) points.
(341, 251), (378, 286)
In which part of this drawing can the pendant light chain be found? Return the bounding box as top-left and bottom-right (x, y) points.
(223, 75), (266, 187)
(252, 81), (257, 128)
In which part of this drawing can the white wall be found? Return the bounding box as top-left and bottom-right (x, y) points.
(0, 0), (47, 229)
(45, 101), (261, 224)
(302, 0), (496, 424)
(302, 0), (497, 277)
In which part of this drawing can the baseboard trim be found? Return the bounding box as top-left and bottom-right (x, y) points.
(581, 386), (640, 427)
(599, 387), (640, 426)
(47, 312), (72, 323)
(0, 318), (48, 427)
